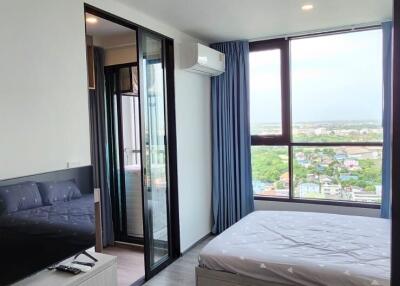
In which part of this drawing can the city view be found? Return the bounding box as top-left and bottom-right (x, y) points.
(250, 30), (384, 204)
(252, 121), (383, 204)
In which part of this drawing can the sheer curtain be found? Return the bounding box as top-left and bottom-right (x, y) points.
(211, 41), (254, 234)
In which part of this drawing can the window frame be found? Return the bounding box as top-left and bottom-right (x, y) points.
(250, 38), (291, 145)
(249, 28), (383, 209)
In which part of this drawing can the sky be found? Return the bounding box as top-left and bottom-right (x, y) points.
(249, 29), (383, 125)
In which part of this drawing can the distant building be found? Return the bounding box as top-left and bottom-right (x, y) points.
(340, 174), (359, 181)
(314, 128), (327, 135)
(344, 159), (359, 168)
(350, 187), (381, 204)
(345, 147), (380, 160)
(335, 151), (347, 161)
(322, 157), (333, 164)
(298, 159), (311, 168)
(252, 181), (273, 195)
(257, 187), (288, 197)
(343, 159), (360, 170)
(298, 183), (320, 197)
(296, 152), (306, 161)
(319, 175), (333, 184)
(321, 183), (341, 196)
(307, 174), (317, 181)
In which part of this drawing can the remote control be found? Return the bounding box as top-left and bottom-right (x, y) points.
(56, 265), (82, 275)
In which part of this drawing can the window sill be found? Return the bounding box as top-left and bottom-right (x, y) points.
(253, 196), (381, 209)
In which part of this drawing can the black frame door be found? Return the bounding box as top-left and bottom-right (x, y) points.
(84, 4), (181, 281)
(138, 28), (180, 280)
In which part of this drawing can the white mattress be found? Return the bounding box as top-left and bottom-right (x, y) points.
(199, 211), (390, 286)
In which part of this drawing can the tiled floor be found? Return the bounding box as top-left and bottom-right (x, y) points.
(102, 236), (212, 286)
(143, 237), (213, 286)
(103, 244), (145, 286)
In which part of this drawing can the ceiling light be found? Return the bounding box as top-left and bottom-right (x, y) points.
(86, 17), (98, 24)
(302, 4), (314, 11)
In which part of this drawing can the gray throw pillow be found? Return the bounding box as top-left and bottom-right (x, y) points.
(0, 181), (43, 215)
(37, 180), (82, 205)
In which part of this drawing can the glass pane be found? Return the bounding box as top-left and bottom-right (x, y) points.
(293, 146), (382, 204)
(121, 96), (143, 238)
(121, 96), (141, 165)
(291, 30), (383, 142)
(249, 49), (282, 136)
(251, 146), (289, 198)
(141, 33), (169, 266)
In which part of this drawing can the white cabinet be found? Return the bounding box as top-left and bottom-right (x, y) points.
(79, 265), (117, 286)
(14, 252), (117, 286)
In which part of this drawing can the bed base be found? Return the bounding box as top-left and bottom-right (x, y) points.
(196, 267), (287, 286)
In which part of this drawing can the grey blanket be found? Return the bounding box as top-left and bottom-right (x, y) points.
(199, 211), (390, 286)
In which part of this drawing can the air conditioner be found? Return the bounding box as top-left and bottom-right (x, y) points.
(184, 43), (225, 76)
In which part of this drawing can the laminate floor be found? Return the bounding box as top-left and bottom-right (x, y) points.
(143, 236), (213, 286)
(103, 244), (145, 286)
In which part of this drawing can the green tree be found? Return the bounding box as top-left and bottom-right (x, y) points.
(251, 147), (287, 182)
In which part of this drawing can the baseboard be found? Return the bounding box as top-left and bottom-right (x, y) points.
(114, 241), (144, 252)
(181, 232), (213, 256)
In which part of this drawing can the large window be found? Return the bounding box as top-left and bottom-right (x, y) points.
(250, 29), (383, 206)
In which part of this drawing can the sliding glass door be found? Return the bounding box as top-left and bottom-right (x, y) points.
(139, 30), (173, 278)
(85, 5), (180, 282)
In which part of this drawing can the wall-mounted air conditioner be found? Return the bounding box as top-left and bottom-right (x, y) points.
(184, 43), (225, 77)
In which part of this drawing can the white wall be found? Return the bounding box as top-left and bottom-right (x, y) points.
(0, 0), (211, 252)
(255, 200), (380, 217)
(0, 1), (91, 179)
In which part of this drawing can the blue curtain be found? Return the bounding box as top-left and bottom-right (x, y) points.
(381, 21), (393, 219)
(211, 41), (254, 234)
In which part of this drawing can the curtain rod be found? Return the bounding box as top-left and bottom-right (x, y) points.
(249, 20), (391, 42)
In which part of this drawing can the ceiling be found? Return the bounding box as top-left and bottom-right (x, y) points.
(119, 0), (392, 42)
(85, 13), (132, 37)
(85, 13), (136, 48)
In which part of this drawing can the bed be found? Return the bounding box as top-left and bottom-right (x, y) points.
(197, 211), (390, 286)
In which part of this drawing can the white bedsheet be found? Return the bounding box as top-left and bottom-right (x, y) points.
(199, 211), (390, 286)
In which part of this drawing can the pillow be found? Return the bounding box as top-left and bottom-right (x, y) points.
(37, 180), (82, 205)
(0, 181), (43, 215)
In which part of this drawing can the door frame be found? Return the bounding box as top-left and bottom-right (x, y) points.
(84, 3), (181, 279)
(137, 29), (180, 280)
